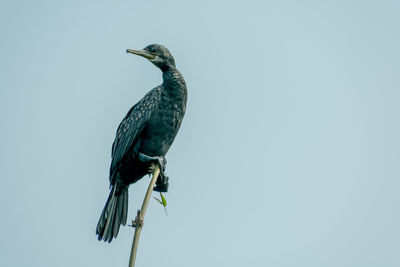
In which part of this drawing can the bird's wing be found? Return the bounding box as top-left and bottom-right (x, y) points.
(109, 88), (162, 181)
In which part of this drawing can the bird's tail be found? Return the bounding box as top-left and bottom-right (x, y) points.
(96, 184), (128, 242)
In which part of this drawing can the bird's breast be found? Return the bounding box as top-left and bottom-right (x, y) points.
(139, 93), (186, 156)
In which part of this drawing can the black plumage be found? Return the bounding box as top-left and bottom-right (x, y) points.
(96, 44), (187, 242)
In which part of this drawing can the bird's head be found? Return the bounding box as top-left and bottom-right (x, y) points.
(126, 44), (176, 72)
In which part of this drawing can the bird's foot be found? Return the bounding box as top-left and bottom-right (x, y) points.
(137, 152), (169, 193)
(148, 164), (156, 174)
(138, 153), (167, 173)
(154, 175), (169, 193)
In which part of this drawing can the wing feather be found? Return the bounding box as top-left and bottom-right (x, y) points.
(109, 88), (161, 183)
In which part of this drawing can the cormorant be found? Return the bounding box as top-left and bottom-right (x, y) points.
(96, 44), (187, 242)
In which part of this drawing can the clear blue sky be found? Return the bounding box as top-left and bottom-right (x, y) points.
(1, 1), (399, 266)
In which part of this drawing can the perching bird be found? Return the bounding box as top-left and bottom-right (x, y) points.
(96, 44), (187, 242)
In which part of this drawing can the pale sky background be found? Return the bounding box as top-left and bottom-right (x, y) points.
(1, 0), (399, 266)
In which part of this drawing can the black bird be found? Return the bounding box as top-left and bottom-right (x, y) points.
(96, 44), (187, 242)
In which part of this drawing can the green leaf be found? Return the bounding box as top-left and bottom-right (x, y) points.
(153, 192), (168, 215)
(153, 197), (163, 205)
(160, 192), (167, 207)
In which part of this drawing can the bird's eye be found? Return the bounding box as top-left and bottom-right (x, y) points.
(149, 47), (155, 53)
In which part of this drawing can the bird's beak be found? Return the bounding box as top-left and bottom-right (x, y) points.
(126, 49), (156, 60)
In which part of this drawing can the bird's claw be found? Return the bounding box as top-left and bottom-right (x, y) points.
(154, 175), (169, 192)
(138, 153), (167, 173)
(157, 157), (167, 173)
(148, 164), (156, 174)
(137, 152), (169, 192)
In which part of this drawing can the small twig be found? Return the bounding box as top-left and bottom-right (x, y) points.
(128, 164), (160, 267)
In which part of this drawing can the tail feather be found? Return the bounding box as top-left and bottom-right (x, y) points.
(103, 196), (116, 241)
(96, 187), (114, 234)
(96, 185), (128, 242)
(122, 190), (128, 224)
(113, 195), (122, 235)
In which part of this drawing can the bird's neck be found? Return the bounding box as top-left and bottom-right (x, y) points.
(161, 67), (187, 102)
(162, 67), (184, 88)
